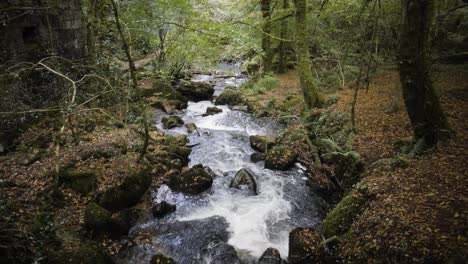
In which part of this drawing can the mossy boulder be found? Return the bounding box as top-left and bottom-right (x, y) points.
(178, 81), (214, 102)
(321, 183), (368, 239)
(162, 145), (192, 166)
(185, 123), (198, 134)
(149, 98), (183, 114)
(78, 143), (126, 160)
(150, 254), (176, 264)
(59, 170), (97, 194)
(215, 89), (243, 106)
(85, 203), (142, 237)
(167, 164), (213, 195)
(265, 146), (297, 170)
(84, 202), (112, 231)
(258, 248), (282, 264)
(249, 135), (275, 153)
(162, 116), (184, 129)
(152, 201), (176, 218)
(97, 170), (152, 212)
(288, 228), (323, 264)
(203, 106), (223, 117)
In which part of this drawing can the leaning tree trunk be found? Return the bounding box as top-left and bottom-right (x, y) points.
(399, 0), (448, 147)
(261, 0), (273, 74)
(294, 0), (322, 109)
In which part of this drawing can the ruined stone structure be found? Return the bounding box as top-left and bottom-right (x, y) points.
(0, 0), (87, 64)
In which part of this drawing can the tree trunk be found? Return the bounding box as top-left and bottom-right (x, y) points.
(110, 0), (149, 161)
(261, 0), (273, 74)
(399, 0), (448, 147)
(277, 0), (290, 73)
(294, 0), (322, 109)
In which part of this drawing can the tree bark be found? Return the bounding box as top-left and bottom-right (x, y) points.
(277, 0), (290, 73)
(261, 0), (273, 73)
(294, 0), (322, 109)
(399, 0), (448, 147)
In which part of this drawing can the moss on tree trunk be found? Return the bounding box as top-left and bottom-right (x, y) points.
(294, 0), (323, 109)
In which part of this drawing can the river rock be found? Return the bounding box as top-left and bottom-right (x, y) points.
(215, 89), (243, 106)
(185, 122), (198, 133)
(288, 228), (323, 264)
(258, 248), (282, 264)
(203, 106), (223, 117)
(265, 146), (297, 170)
(97, 170), (152, 212)
(163, 145), (192, 166)
(250, 135), (275, 153)
(162, 116), (184, 129)
(150, 254), (176, 264)
(208, 242), (241, 264)
(150, 216), (229, 263)
(250, 152), (265, 163)
(152, 201), (176, 218)
(229, 168), (258, 195)
(178, 81), (214, 102)
(59, 170), (96, 194)
(167, 164), (213, 195)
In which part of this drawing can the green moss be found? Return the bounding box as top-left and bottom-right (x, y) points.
(249, 135), (275, 153)
(162, 116), (184, 129)
(265, 145), (297, 170)
(322, 184), (368, 238)
(215, 89), (243, 106)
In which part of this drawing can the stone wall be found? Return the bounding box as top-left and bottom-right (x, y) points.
(0, 0), (87, 64)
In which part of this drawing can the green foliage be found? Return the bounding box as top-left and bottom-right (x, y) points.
(243, 74), (280, 95)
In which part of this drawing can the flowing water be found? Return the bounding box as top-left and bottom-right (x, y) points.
(120, 64), (325, 263)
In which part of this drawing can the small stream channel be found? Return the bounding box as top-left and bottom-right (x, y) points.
(120, 64), (325, 263)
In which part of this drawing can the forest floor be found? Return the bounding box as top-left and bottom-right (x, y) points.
(248, 64), (467, 262)
(334, 64), (467, 262)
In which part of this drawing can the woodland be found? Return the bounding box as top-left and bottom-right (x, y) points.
(0, 0), (467, 263)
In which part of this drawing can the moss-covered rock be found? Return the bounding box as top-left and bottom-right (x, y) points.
(84, 202), (112, 231)
(162, 116), (184, 129)
(150, 254), (177, 264)
(20, 148), (47, 166)
(59, 170), (97, 194)
(163, 145), (191, 166)
(178, 81), (214, 102)
(97, 170), (152, 212)
(149, 98), (184, 114)
(78, 143), (126, 160)
(265, 146), (297, 170)
(167, 164), (213, 195)
(288, 227), (323, 264)
(202, 106), (223, 117)
(249, 135), (275, 153)
(321, 183), (368, 239)
(215, 89), (243, 106)
(185, 123), (198, 134)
